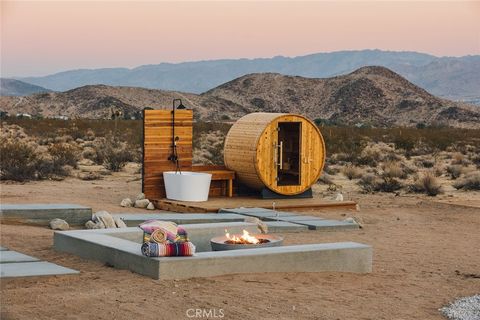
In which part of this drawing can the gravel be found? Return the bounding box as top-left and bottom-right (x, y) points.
(440, 294), (480, 320)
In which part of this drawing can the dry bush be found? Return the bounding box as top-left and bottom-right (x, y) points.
(446, 165), (464, 179)
(0, 139), (39, 181)
(409, 172), (442, 196)
(432, 165), (444, 177)
(318, 172), (334, 185)
(48, 143), (79, 169)
(357, 174), (402, 193)
(342, 165), (363, 180)
(97, 137), (135, 172)
(451, 152), (470, 166)
(193, 130), (225, 165)
(382, 161), (406, 179)
(453, 172), (480, 190)
(323, 164), (340, 175)
(415, 157), (435, 168)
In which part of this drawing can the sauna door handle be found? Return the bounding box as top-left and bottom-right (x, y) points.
(273, 141), (283, 170)
(278, 141), (283, 170)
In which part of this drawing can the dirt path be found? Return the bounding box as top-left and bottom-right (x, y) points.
(1, 175), (479, 320)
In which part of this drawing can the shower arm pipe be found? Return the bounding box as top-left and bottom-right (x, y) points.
(169, 99), (183, 162)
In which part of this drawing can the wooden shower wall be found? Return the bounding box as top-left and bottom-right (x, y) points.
(142, 109), (231, 201)
(142, 109), (193, 200)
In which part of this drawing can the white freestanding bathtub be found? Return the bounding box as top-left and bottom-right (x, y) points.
(163, 171), (212, 202)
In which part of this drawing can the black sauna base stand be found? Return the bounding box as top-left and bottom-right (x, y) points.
(260, 188), (313, 199)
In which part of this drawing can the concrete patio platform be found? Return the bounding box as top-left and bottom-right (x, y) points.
(54, 225), (372, 279)
(0, 261), (79, 278)
(0, 247), (79, 278)
(111, 213), (247, 227)
(291, 219), (359, 230)
(264, 221), (308, 232)
(0, 204), (92, 226)
(219, 207), (298, 218)
(0, 251), (40, 263)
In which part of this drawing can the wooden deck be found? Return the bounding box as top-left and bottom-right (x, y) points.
(153, 197), (358, 213)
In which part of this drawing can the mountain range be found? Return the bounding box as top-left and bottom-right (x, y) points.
(12, 50), (480, 104)
(1, 66), (479, 128)
(0, 78), (51, 97)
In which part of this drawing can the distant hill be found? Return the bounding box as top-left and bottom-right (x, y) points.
(17, 50), (480, 103)
(0, 78), (52, 96)
(1, 66), (479, 128)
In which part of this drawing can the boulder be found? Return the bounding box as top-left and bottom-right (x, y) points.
(49, 218), (69, 231)
(136, 193), (146, 201)
(120, 198), (133, 207)
(114, 217), (127, 228)
(94, 210), (117, 228)
(135, 199), (150, 208)
(146, 202), (155, 210)
(86, 220), (105, 229)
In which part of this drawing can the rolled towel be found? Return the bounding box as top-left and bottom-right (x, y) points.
(150, 228), (177, 244)
(175, 226), (189, 243)
(141, 242), (196, 257)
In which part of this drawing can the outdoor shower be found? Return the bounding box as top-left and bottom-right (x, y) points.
(168, 99), (186, 172)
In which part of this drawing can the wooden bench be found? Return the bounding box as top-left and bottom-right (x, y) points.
(192, 166), (235, 197)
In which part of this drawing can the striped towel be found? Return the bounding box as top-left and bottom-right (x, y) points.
(141, 241), (196, 257)
(175, 226), (189, 243)
(139, 220), (177, 234)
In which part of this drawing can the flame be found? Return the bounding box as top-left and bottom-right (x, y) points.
(225, 229), (260, 244)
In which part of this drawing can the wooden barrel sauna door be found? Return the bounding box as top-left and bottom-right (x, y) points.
(224, 113), (326, 196)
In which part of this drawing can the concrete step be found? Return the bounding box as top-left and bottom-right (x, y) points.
(0, 204), (92, 226)
(0, 251), (40, 263)
(111, 213), (247, 227)
(0, 261), (79, 278)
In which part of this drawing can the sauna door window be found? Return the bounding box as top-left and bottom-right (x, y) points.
(276, 122), (301, 186)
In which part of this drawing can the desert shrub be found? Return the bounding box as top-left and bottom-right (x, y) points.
(432, 165), (444, 177)
(342, 165), (363, 180)
(415, 158), (435, 168)
(382, 161), (406, 179)
(470, 155), (480, 168)
(453, 172), (480, 190)
(358, 174), (402, 193)
(193, 130), (226, 165)
(81, 147), (98, 162)
(451, 152), (470, 166)
(409, 172), (442, 196)
(48, 143), (79, 169)
(446, 165), (463, 179)
(323, 164), (339, 175)
(97, 137), (134, 172)
(376, 177), (403, 192)
(318, 172), (334, 185)
(0, 140), (39, 181)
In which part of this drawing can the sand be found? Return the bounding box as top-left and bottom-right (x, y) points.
(1, 172), (480, 320)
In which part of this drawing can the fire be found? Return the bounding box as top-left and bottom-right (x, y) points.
(225, 229), (260, 244)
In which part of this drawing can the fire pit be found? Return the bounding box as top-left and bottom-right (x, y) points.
(210, 230), (283, 251)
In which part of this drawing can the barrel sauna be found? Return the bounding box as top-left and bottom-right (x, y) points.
(224, 113), (326, 196)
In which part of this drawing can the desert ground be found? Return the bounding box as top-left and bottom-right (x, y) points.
(1, 167), (479, 320)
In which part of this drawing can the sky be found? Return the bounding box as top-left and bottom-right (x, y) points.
(1, 0), (479, 77)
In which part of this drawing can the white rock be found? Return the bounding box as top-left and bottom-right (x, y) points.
(335, 193), (344, 201)
(120, 198), (133, 207)
(146, 202), (155, 210)
(114, 217), (127, 228)
(85, 220), (105, 229)
(135, 199), (150, 208)
(136, 193), (145, 201)
(94, 210), (116, 228)
(49, 218), (69, 231)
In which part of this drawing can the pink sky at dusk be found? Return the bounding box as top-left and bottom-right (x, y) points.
(1, 1), (479, 77)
